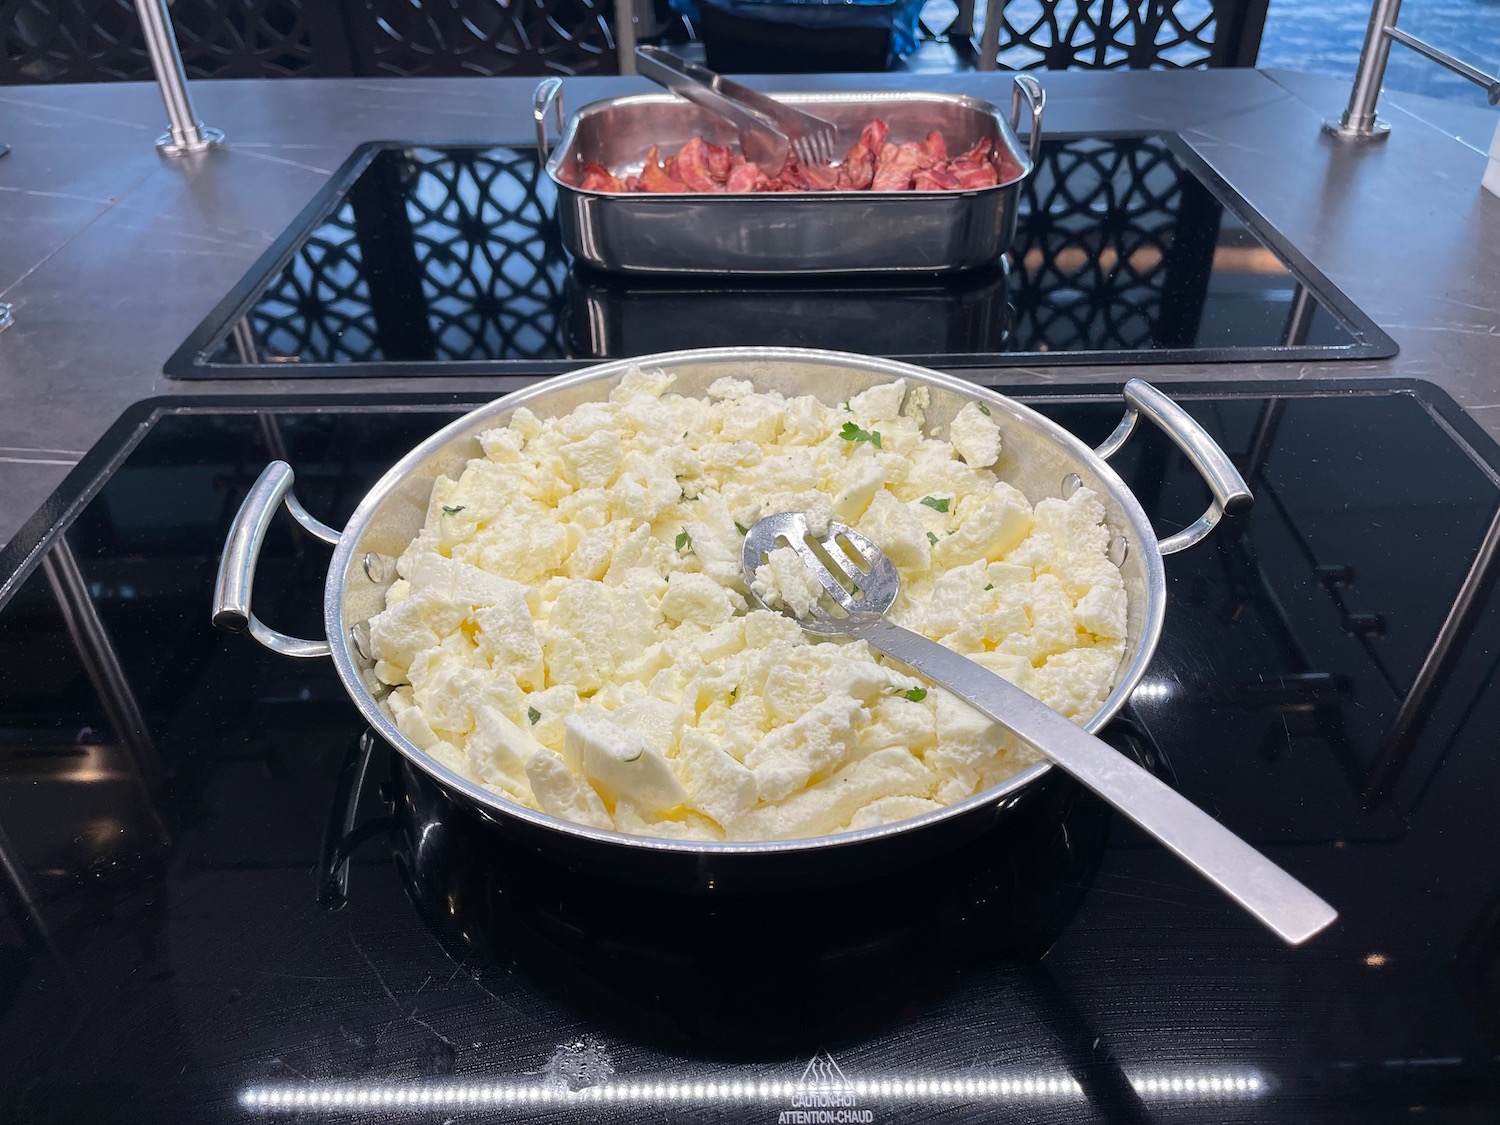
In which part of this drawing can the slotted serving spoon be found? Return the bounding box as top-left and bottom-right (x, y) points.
(742, 512), (1338, 946)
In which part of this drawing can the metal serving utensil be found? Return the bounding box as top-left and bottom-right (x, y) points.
(742, 512), (1338, 947)
(635, 45), (839, 169)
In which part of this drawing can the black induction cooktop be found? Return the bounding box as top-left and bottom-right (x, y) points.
(0, 377), (1495, 1123)
(163, 134), (1397, 380)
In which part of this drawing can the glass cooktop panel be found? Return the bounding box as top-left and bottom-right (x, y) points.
(0, 380), (1495, 1122)
(165, 135), (1396, 379)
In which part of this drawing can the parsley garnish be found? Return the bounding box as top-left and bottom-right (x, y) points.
(730, 686), (738, 700)
(926, 531), (939, 547)
(984, 583), (994, 591)
(902, 688), (928, 703)
(734, 521), (749, 536)
(839, 421), (882, 449)
(920, 496), (950, 513)
(527, 706), (541, 725)
(675, 531), (693, 554)
(977, 403), (991, 416)
(441, 505), (465, 515)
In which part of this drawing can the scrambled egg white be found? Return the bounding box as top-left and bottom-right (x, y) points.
(368, 370), (1128, 842)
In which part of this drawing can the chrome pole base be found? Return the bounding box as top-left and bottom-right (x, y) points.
(1322, 115), (1393, 142)
(156, 125), (225, 157)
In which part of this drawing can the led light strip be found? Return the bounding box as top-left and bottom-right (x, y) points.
(239, 1071), (1264, 1111)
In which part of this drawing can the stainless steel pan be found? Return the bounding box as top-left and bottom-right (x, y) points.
(534, 78), (1044, 275)
(212, 348), (1250, 893)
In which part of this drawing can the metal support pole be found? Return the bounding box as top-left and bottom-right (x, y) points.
(614, 0), (660, 74)
(1364, 502), (1500, 802)
(1324, 0), (1402, 142)
(614, 0), (638, 74)
(1326, 0), (1500, 141)
(952, 0), (976, 39)
(133, 0), (224, 156)
(977, 0), (1003, 71)
(42, 538), (165, 791)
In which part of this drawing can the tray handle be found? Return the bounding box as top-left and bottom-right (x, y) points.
(1011, 74), (1044, 168)
(534, 77), (564, 164)
(213, 461), (337, 658)
(1095, 379), (1253, 555)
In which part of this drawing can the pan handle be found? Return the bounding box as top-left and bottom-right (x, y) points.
(1010, 75), (1044, 168)
(1094, 379), (1253, 555)
(533, 77), (564, 164)
(212, 461), (338, 659)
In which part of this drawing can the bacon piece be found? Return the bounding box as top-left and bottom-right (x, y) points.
(674, 137), (721, 192)
(921, 131), (947, 163)
(774, 151), (836, 191)
(705, 142), (734, 182)
(913, 166), (963, 191)
(801, 163), (839, 191)
(836, 119), (889, 190)
(580, 162), (625, 192)
(960, 137), (994, 164)
(948, 159), (999, 190)
(871, 141), (923, 191)
(624, 174), (640, 191)
(724, 161), (772, 192)
(773, 150), (806, 189)
(639, 145), (688, 193)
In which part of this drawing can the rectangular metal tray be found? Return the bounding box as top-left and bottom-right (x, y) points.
(534, 80), (1043, 276)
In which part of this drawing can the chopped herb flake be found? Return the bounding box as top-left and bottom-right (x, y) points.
(984, 583), (994, 591)
(730, 686), (738, 700)
(441, 505), (465, 515)
(903, 688), (928, 703)
(734, 521), (749, 536)
(920, 496), (950, 513)
(977, 403), (991, 416)
(675, 531), (693, 553)
(839, 421), (882, 448)
(927, 531), (939, 547)
(526, 706), (541, 725)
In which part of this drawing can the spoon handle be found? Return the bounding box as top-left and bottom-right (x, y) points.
(854, 617), (1338, 946)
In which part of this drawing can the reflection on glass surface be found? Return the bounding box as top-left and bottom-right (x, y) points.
(218, 147), (570, 366)
(236, 1067), (1267, 1112)
(202, 136), (1366, 371)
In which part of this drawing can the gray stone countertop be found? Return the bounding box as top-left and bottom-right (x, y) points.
(0, 67), (1497, 550)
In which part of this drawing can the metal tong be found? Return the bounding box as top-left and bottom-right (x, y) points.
(634, 45), (840, 170)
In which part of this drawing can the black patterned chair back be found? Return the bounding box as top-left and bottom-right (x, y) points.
(1, 0), (623, 84)
(340, 0), (618, 78)
(986, 0), (1269, 69)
